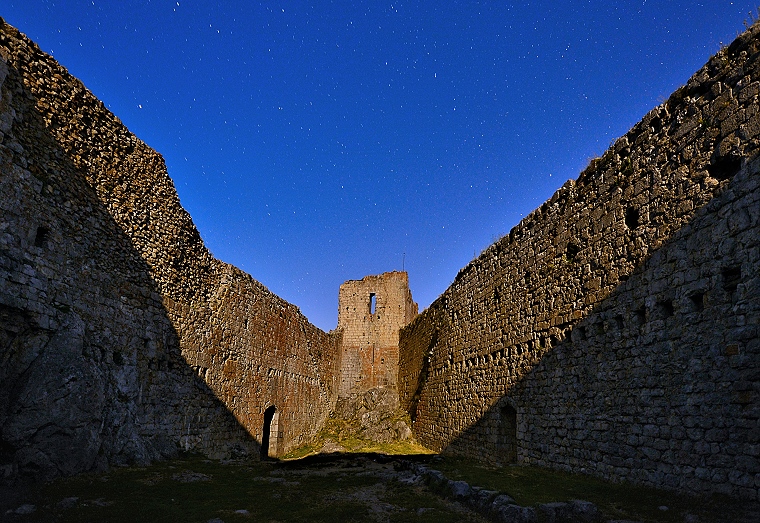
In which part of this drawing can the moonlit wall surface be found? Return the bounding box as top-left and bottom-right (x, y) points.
(3, 1), (758, 330)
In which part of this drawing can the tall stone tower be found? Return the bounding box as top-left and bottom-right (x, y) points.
(337, 271), (418, 398)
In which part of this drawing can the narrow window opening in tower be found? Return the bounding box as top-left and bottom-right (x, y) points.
(369, 293), (376, 315)
(634, 306), (646, 327)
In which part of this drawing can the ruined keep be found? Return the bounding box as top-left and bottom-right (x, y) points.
(398, 24), (760, 500)
(337, 272), (418, 398)
(0, 12), (758, 504)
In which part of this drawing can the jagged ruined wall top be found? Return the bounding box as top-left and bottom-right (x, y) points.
(0, 20), (256, 480)
(399, 22), (760, 500)
(0, 17), (340, 481)
(338, 271), (417, 397)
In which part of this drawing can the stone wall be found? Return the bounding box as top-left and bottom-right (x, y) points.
(399, 24), (760, 499)
(337, 271), (417, 397)
(0, 18), (339, 482)
(193, 263), (340, 457)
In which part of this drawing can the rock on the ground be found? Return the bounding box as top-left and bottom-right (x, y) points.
(332, 387), (413, 443)
(320, 439), (346, 453)
(9, 504), (36, 515)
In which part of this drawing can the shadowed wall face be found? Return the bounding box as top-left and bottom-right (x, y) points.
(0, 19), (340, 482)
(0, 30), (257, 482)
(399, 25), (760, 500)
(338, 272), (417, 397)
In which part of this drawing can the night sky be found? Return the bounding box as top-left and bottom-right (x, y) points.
(3, 1), (757, 331)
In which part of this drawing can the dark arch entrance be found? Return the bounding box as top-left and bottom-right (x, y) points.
(499, 402), (517, 463)
(261, 405), (277, 460)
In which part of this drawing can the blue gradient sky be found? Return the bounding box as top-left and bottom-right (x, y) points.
(3, 1), (757, 331)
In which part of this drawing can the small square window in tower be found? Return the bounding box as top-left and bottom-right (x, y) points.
(369, 293), (376, 315)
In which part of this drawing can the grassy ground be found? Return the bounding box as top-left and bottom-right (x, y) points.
(5, 452), (758, 522)
(12, 454), (485, 523)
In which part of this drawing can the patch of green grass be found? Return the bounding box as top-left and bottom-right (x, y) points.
(281, 443), (319, 460)
(355, 439), (434, 456)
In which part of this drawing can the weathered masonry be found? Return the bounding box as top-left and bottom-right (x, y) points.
(0, 18), (340, 483)
(398, 24), (760, 499)
(337, 272), (417, 397)
(1, 12), (759, 504)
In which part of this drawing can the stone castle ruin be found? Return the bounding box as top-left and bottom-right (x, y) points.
(397, 27), (760, 499)
(337, 272), (417, 398)
(0, 18), (340, 478)
(331, 272), (418, 444)
(0, 16), (758, 502)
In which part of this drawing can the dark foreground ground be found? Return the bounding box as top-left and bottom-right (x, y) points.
(1, 453), (757, 523)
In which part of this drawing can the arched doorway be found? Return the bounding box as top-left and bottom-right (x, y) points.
(261, 405), (278, 460)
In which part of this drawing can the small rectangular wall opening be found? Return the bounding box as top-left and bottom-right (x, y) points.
(34, 226), (49, 247)
(657, 300), (674, 319)
(634, 306), (646, 327)
(722, 266), (741, 303)
(689, 292), (706, 312)
(722, 267), (741, 293)
(369, 293), (376, 315)
(625, 206), (640, 229)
